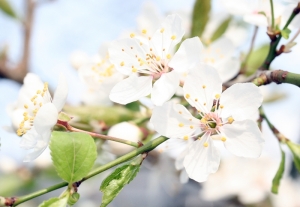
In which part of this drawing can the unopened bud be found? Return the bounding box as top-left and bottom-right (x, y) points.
(107, 122), (142, 156)
(284, 42), (297, 53)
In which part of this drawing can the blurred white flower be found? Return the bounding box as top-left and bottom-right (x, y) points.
(11, 73), (68, 162)
(78, 52), (123, 106)
(151, 65), (264, 182)
(108, 14), (203, 106)
(69, 50), (91, 70)
(201, 156), (300, 207)
(106, 122), (142, 156)
(201, 37), (240, 83)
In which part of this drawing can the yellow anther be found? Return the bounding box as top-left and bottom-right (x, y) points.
(195, 98), (198, 102)
(140, 42), (143, 46)
(228, 116), (234, 124)
(221, 137), (226, 142)
(34, 101), (37, 105)
(150, 48), (153, 51)
(171, 35), (176, 40)
(183, 136), (188, 140)
(202, 85), (206, 89)
(24, 104), (28, 109)
(122, 48), (125, 51)
(203, 103), (206, 106)
(203, 142), (209, 147)
(120, 61), (124, 66)
(132, 68), (137, 72)
(215, 94), (220, 99)
(160, 28), (165, 33)
(37, 90), (41, 94)
(201, 117), (207, 123)
(220, 105), (224, 109)
(24, 117), (29, 121)
(130, 33), (135, 38)
(23, 112), (28, 116)
(156, 56), (161, 61)
(179, 111), (182, 114)
(142, 29), (147, 34)
(185, 94), (190, 99)
(39, 103), (43, 107)
(190, 125), (194, 129)
(179, 123), (184, 127)
(166, 54), (171, 59)
(189, 118), (192, 121)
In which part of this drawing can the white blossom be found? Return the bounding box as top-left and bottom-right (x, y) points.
(12, 73), (68, 162)
(150, 65), (264, 182)
(108, 14), (203, 106)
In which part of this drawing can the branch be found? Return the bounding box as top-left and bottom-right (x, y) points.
(7, 136), (168, 206)
(0, 0), (35, 83)
(252, 69), (300, 87)
(260, 3), (300, 70)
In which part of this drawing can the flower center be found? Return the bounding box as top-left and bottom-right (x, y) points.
(17, 83), (50, 136)
(91, 55), (115, 83)
(200, 112), (222, 135)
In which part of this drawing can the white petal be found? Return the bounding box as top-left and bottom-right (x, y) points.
(183, 64), (222, 113)
(216, 57), (240, 83)
(109, 74), (152, 105)
(220, 120), (264, 158)
(108, 38), (148, 76)
(150, 102), (200, 139)
(20, 127), (39, 149)
(34, 103), (58, 135)
(183, 134), (220, 182)
(203, 37), (234, 60)
(52, 74), (68, 111)
(219, 83), (263, 121)
(151, 71), (180, 106)
(179, 169), (189, 184)
(150, 14), (185, 57)
(169, 37), (203, 73)
(243, 14), (268, 27)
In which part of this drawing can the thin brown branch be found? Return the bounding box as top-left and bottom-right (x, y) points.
(0, 0), (35, 83)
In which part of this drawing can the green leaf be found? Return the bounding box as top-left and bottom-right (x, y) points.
(281, 28), (291, 39)
(50, 131), (97, 183)
(271, 147), (285, 194)
(210, 16), (232, 43)
(38, 196), (68, 207)
(125, 101), (140, 111)
(0, 0), (17, 19)
(286, 141), (300, 173)
(190, 0), (211, 38)
(245, 44), (269, 76)
(100, 164), (140, 207)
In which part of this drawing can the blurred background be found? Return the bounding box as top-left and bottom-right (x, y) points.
(0, 0), (300, 206)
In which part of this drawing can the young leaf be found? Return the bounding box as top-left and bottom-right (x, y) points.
(271, 147), (285, 194)
(286, 141), (300, 173)
(38, 196), (68, 207)
(0, 0), (17, 19)
(190, 0), (211, 38)
(281, 28), (291, 39)
(100, 164), (140, 207)
(210, 16), (232, 43)
(50, 131), (97, 183)
(245, 44), (269, 76)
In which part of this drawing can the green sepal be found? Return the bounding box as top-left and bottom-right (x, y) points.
(281, 28), (291, 39)
(286, 141), (300, 173)
(271, 147), (285, 194)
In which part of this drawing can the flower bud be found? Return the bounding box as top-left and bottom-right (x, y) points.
(107, 122), (142, 156)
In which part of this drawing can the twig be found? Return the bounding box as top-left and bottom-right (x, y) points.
(0, 0), (35, 83)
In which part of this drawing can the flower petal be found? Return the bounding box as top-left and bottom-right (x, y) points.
(169, 37), (203, 73)
(220, 120), (264, 158)
(183, 134), (221, 182)
(183, 64), (222, 113)
(216, 57), (240, 83)
(20, 127), (38, 150)
(202, 37), (234, 61)
(34, 103), (58, 135)
(151, 71), (180, 106)
(108, 38), (148, 76)
(219, 83), (263, 121)
(150, 101), (200, 139)
(150, 14), (185, 58)
(23, 130), (51, 162)
(52, 74), (68, 112)
(109, 74), (152, 105)
(243, 14), (268, 27)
